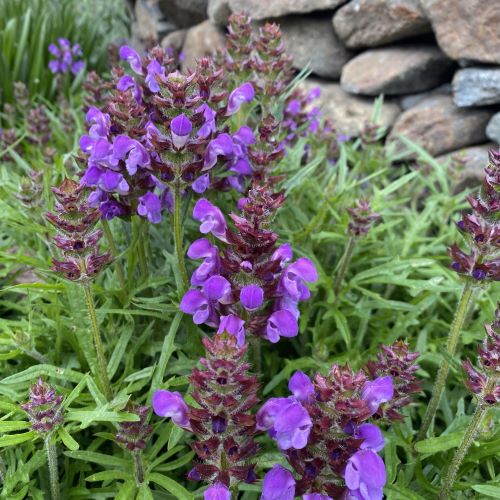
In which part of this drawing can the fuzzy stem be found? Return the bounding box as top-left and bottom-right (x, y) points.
(45, 435), (60, 500)
(439, 377), (497, 499)
(173, 185), (189, 291)
(250, 336), (262, 375)
(133, 452), (145, 485)
(417, 281), (474, 440)
(334, 235), (356, 298)
(101, 219), (126, 289)
(134, 218), (148, 280)
(82, 283), (113, 400)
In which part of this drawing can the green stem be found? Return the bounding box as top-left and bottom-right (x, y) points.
(101, 219), (126, 289)
(334, 236), (356, 298)
(45, 436), (60, 500)
(133, 452), (145, 485)
(134, 217), (148, 280)
(82, 283), (113, 400)
(173, 185), (189, 291)
(417, 281), (474, 440)
(250, 336), (262, 375)
(439, 377), (497, 499)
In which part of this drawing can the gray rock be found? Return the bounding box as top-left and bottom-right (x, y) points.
(420, 0), (500, 64)
(277, 15), (353, 80)
(208, 0), (231, 25)
(388, 95), (493, 156)
(228, 0), (346, 20)
(399, 83), (451, 110)
(159, 0), (207, 29)
(302, 80), (401, 137)
(333, 0), (431, 49)
(161, 29), (187, 52)
(341, 45), (453, 96)
(486, 113), (500, 145)
(134, 0), (174, 42)
(437, 143), (496, 193)
(452, 68), (500, 107)
(181, 20), (226, 71)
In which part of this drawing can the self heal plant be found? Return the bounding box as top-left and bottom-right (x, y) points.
(258, 341), (419, 499)
(46, 179), (112, 399)
(181, 182), (318, 348)
(48, 38), (84, 76)
(418, 148), (500, 440)
(21, 379), (64, 500)
(152, 333), (259, 498)
(439, 305), (500, 498)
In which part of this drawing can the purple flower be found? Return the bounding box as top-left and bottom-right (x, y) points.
(303, 495), (331, 500)
(204, 134), (234, 170)
(152, 390), (191, 429)
(204, 483), (230, 500)
(86, 107), (110, 138)
(100, 200), (126, 220)
(338, 132), (351, 143)
(180, 289), (211, 324)
(280, 258), (318, 301)
(352, 423), (385, 452)
(187, 239), (220, 285)
(196, 103), (217, 139)
(240, 284), (264, 311)
(113, 135), (150, 175)
(193, 199), (227, 241)
(272, 243), (293, 266)
(48, 38), (84, 75)
(192, 173), (211, 194)
(307, 87), (321, 102)
(71, 60), (85, 75)
(137, 192), (162, 224)
(361, 376), (394, 414)
(288, 371), (314, 403)
(257, 397), (312, 450)
(100, 170), (130, 195)
(117, 75), (142, 101)
(261, 464), (296, 500)
(119, 45), (143, 74)
(344, 450), (386, 500)
(286, 99), (301, 116)
(217, 314), (245, 346)
(266, 310), (298, 343)
(145, 59), (164, 93)
(226, 82), (255, 115)
(170, 114), (192, 149)
(203, 275), (231, 302)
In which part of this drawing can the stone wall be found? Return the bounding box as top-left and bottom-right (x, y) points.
(132, 0), (500, 176)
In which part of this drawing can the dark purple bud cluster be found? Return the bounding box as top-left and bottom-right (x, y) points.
(46, 179), (111, 281)
(347, 199), (381, 237)
(27, 105), (51, 146)
(257, 341), (420, 499)
(0, 128), (19, 163)
(462, 304), (500, 405)
(21, 379), (64, 434)
(181, 182), (318, 345)
(153, 333), (260, 498)
(223, 13), (254, 79)
(13, 81), (29, 109)
(116, 404), (153, 452)
(16, 170), (44, 208)
(450, 148), (500, 282)
(82, 70), (115, 111)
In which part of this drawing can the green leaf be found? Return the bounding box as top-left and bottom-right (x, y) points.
(64, 450), (129, 468)
(1, 364), (84, 385)
(86, 470), (133, 482)
(58, 426), (79, 451)
(66, 410), (140, 428)
(414, 431), (464, 454)
(385, 484), (428, 500)
(0, 420), (30, 432)
(0, 430), (36, 447)
(115, 481), (136, 500)
(148, 472), (194, 500)
(471, 484), (500, 498)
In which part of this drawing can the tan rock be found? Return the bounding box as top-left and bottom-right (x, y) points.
(181, 21), (226, 71)
(341, 45), (452, 96)
(333, 0), (431, 49)
(420, 0), (500, 64)
(388, 95), (493, 156)
(161, 29), (187, 52)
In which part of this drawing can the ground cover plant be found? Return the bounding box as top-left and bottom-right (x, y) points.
(0, 8), (499, 500)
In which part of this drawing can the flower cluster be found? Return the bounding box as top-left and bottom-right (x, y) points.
(116, 404), (153, 452)
(78, 44), (255, 222)
(347, 199), (381, 237)
(462, 304), (500, 405)
(21, 379), (64, 434)
(450, 148), (500, 282)
(48, 38), (84, 75)
(152, 333), (259, 498)
(46, 178), (111, 281)
(258, 341), (420, 499)
(181, 182), (318, 345)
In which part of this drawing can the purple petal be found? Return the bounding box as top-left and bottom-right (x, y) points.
(303, 495), (332, 500)
(180, 289), (210, 324)
(345, 450), (386, 500)
(137, 192), (162, 224)
(362, 376), (394, 414)
(193, 199), (227, 242)
(217, 314), (245, 346)
(288, 371), (314, 403)
(357, 423), (385, 452)
(203, 275), (231, 301)
(204, 483), (230, 500)
(226, 82), (254, 115)
(266, 310), (298, 343)
(119, 45), (143, 74)
(240, 284), (264, 311)
(261, 465), (295, 500)
(145, 59), (164, 93)
(170, 113), (192, 148)
(152, 390), (190, 428)
(233, 125), (255, 146)
(204, 133), (234, 170)
(192, 173), (210, 194)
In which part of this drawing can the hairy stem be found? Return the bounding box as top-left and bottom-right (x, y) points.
(101, 218), (126, 289)
(173, 185), (189, 291)
(45, 436), (60, 500)
(334, 236), (356, 298)
(134, 217), (148, 280)
(417, 281), (474, 440)
(133, 452), (145, 485)
(82, 283), (113, 400)
(439, 377), (497, 499)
